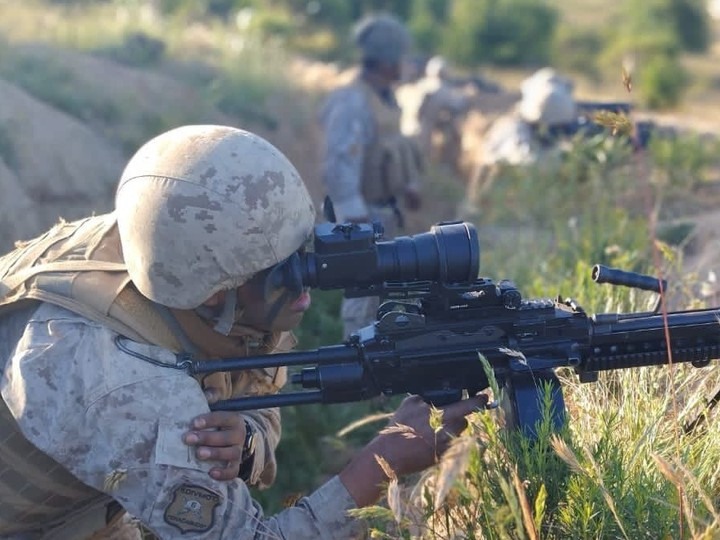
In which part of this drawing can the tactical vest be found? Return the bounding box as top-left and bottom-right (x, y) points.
(0, 395), (122, 538)
(353, 78), (424, 204)
(0, 214), (290, 537)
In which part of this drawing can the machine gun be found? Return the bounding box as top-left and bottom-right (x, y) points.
(186, 221), (720, 436)
(544, 101), (657, 149)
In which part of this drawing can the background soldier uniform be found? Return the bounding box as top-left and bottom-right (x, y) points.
(398, 56), (469, 171)
(320, 14), (423, 338)
(464, 67), (577, 216)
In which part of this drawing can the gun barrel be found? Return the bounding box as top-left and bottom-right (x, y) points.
(189, 344), (359, 375)
(592, 264), (667, 293)
(576, 101), (632, 114)
(210, 391), (324, 411)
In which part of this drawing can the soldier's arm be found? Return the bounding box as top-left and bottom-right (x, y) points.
(2, 307), (364, 539)
(320, 90), (372, 221)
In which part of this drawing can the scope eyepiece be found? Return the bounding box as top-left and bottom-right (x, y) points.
(301, 221), (480, 290)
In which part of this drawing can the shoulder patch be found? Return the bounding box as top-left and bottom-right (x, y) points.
(164, 483), (221, 533)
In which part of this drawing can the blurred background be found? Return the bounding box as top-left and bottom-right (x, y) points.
(4, 1), (720, 535)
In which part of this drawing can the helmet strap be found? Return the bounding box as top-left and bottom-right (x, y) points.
(213, 290), (238, 336)
(264, 289), (292, 329)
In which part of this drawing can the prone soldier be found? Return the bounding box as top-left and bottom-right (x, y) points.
(0, 125), (482, 539)
(463, 67), (577, 216)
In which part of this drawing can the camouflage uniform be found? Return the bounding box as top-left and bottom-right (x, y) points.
(464, 68), (576, 216)
(0, 126), (364, 539)
(320, 15), (421, 338)
(398, 56), (468, 170)
(0, 302), (362, 539)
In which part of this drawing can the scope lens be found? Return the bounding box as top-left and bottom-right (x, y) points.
(375, 221), (479, 283)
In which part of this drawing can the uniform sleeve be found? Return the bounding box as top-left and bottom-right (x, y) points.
(482, 115), (537, 166)
(0, 308), (365, 540)
(319, 89), (372, 221)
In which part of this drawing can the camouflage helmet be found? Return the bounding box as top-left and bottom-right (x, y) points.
(519, 68), (576, 126)
(115, 125), (315, 309)
(353, 13), (410, 64)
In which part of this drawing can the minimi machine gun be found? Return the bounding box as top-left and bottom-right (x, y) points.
(187, 221), (720, 436)
(546, 101), (657, 149)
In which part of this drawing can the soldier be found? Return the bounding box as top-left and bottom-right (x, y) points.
(464, 67), (577, 215)
(398, 55), (469, 171)
(319, 14), (424, 338)
(0, 125), (482, 539)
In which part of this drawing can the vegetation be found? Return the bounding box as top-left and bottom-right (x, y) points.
(350, 126), (720, 538)
(2, 0), (714, 109)
(2, 0), (720, 536)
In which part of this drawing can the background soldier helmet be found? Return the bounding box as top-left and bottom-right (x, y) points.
(519, 67), (577, 127)
(115, 125), (316, 309)
(353, 13), (411, 64)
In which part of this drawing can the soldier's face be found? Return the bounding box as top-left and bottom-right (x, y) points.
(380, 60), (402, 83)
(234, 275), (312, 332)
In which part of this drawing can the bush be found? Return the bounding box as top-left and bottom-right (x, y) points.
(669, 0), (711, 53)
(553, 27), (604, 79)
(649, 133), (720, 189)
(94, 31), (166, 67)
(408, 0), (449, 53)
(620, 0), (710, 54)
(441, 0), (558, 67)
(638, 54), (688, 109)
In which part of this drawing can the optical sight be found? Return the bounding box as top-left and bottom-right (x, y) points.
(301, 221), (479, 290)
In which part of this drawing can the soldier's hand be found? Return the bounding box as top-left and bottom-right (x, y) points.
(404, 189), (422, 211)
(183, 411), (246, 481)
(338, 394), (486, 507)
(375, 394), (486, 477)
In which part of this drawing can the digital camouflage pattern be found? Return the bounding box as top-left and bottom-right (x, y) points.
(464, 69), (577, 215)
(0, 303), (363, 539)
(398, 66), (468, 167)
(319, 81), (377, 221)
(321, 77), (421, 336)
(0, 124), (362, 538)
(0, 211), (288, 489)
(116, 125), (316, 310)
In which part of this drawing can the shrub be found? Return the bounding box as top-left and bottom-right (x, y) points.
(638, 54), (688, 110)
(620, 0), (711, 54)
(94, 31), (166, 67)
(408, 0), (449, 53)
(553, 27), (604, 79)
(441, 0), (558, 67)
(649, 132), (720, 189)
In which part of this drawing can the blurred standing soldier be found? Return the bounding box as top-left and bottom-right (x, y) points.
(463, 67), (577, 217)
(319, 14), (424, 338)
(399, 56), (469, 172)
